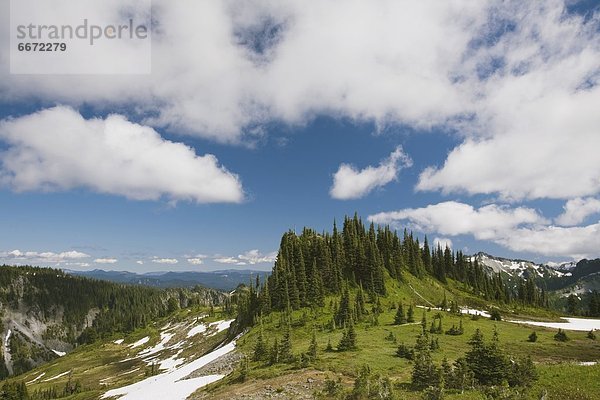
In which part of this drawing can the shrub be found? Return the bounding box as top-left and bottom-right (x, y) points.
(528, 331), (537, 343)
(396, 342), (414, 360)
(587, 330), (596, 340)
(554, 329), (569, 342)
(490, 310), (502, 321)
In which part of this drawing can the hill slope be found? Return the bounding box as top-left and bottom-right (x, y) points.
(0, 265), (226, 379)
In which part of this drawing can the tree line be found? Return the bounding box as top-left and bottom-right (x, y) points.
(236, 214), (548, 328)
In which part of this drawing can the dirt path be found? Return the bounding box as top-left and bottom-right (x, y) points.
(191, 369), (346, 400)
(408, 284), (436, 308)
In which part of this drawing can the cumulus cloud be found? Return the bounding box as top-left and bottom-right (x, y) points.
(0, 106), (244, 203)
(369, 201), (547, 240)
(94, 258), (118, 264)
(330, 146), (412, 200)
(496, 223), (600, 260)
(237, 249), (277, 264)
(136, 260), (144, 265)
(0, 249), (90, 265)
(555, 197), (600, 226)
(187, 258), (204, 265)
(369, 202), (599, 259)
(152, 258), (179, 265)
(213, 257), (239, 265)
(0, 2), (596, 201)
(213, 249), (276, 265)
(433, 237), (453, 250)
(0, 1), (486, 141)
(416, 3), (600, 201)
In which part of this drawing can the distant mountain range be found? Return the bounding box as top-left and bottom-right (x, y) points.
(471, 252), (600, 295)
(65, 253), (600, 296)
(65, 268), (270, 291)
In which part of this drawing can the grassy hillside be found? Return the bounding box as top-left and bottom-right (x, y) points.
(200, 272), (600, 399)
(0, 265), (227, 379)
(1, 306), (234, 400)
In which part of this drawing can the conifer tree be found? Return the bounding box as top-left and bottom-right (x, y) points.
(407, 304), (415, 323)
(412, 331), (441, 389)
(394, 303), (407, 325)
(308, 329), (318, 361)
(338, 315), (357, 351)
(252, 327), (268, 361)
(466, 328), (508, 386)
(336, 284), (352, 327)
(279, 321), (294, 363)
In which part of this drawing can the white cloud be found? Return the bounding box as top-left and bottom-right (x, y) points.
(94, 258), (118, 264)
(369, 202), (600, 259)
(555, 197), (600, 226)
(0, 106), (244, 203)
(369, 201), (546, 240)
(136, 260), (144, 265)
(152, 258), (179, 265)
(237, 249), (277, 265)
(187, 258), (204, 265)
(213, 257), (239, 265)
(496, 223), (600, 260)
(0, 2), (595, 203)
(330, 146), (412, 200)
(416, 3), (600, 201)
(0, 1), (487, 142)
(0, 249), (90, 265)
(433, 237), (453, 250)
(213, 249), (276, 265)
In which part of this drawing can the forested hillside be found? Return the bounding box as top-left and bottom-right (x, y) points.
(0, 265), (227, 378)
(209, 215), (600, 400)
(237, 214), (548, 328)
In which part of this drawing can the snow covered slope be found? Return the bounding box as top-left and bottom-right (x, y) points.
(470, 252), (565, 279)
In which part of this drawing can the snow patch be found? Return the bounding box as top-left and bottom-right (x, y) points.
(129, 336), (150, 348)
(508, 317), (600, 332)
(118, 368), (141, 376)
(186, 323), (206, 338)
(26, 372), (45, 384)
(139, 332), (174, 356)
(42, 370), (71, 382)
(102, 341), (236, 400)
(460, 308), (492, 319)
(208, 320), (234, 334)
(114, 339), (124, 345)
(4, 329), (11, 347)
(52, 349), (66, 357)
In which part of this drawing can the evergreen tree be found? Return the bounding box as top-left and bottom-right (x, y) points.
(269, 338), (279, 365)
(448, 357), (474, 392)
(338, 315), (357, 351)
(465, 328), (508, 386)
(279, 321), (294, 363)
(308, 329), (318, 361)
(411, 331), (441, 389)
(336, 284), (352, 327)
(394, 303), (407, 325)
(252, 327), (268, 361)
(407, 305), (415, 323)
(355, 284), (367, 321)
(508, 356), (538, 387)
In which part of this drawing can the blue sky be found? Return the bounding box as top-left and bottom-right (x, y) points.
(0, 0), (599, 272)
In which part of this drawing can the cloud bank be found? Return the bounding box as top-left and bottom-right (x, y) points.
(369, 202), (600, 259)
